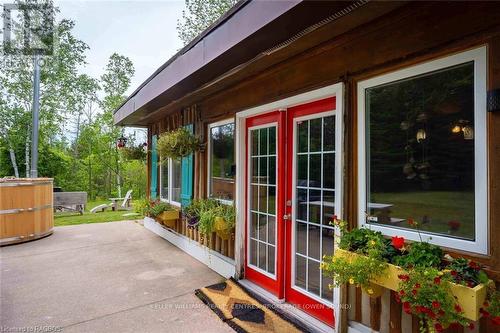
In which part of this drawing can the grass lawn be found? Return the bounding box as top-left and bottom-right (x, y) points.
(371, 191), (474, 239)
(54, 199), (143, 226)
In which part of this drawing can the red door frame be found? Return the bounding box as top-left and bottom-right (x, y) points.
(284, 97), (336, 326)
(244, 111), (286, 298)
(244, 97), (336, 326)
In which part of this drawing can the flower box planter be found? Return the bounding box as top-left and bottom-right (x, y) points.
(214, 217), (233, 240)
(334, 248), (487, 321)
(157, 210), (180, 229)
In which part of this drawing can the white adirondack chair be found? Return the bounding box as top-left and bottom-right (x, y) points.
(90, 190), (133, 213)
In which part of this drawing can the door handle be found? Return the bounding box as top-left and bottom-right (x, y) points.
(283, 214), (291, 220)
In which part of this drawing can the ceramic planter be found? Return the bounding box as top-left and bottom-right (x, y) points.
(334, 249), (487, 321)
(214, 216), (233, 240)
(158, 210), (179, 229)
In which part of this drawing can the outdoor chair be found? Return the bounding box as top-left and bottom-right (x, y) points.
(90, 190), (133, 213)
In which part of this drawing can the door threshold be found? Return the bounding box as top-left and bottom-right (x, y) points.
(238, 279), (334, 333)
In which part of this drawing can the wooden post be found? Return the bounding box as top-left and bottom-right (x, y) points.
(389, 291), (402, 333)
(215, 235), (221, 253)
(370, 296), (381, 331)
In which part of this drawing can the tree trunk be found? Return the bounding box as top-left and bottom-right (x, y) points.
(8, 144), (19, 178)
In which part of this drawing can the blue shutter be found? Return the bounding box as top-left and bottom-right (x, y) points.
(150, 134), (158, 199)
(180, 124), (194, 206)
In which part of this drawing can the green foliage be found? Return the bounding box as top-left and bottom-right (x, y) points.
(157, 127), (202, 160)
(147, 201), (174, 218)
(177, 0), (238, 45)
(323, 224), (388, 290)
(196, 199), (221, 234)
(134, 198), (151, 216)
(321, 254), (388, 291)
(185, 199), (235, 235)
(393, 242), (443, 269)
(397, 268), (469, 332)
(0, 1), (141, 203)
(446, 257), (489, 287)
(482, 289), (500, 325)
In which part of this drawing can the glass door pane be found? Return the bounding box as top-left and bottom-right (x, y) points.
(249, 126), (277, 276)
(294, 115), (335, 302)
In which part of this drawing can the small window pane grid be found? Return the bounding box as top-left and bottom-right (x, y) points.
(209, 123), (236, 201)
(294, 116), (335, 302)
(159, 157), (181, 205)
(365, 62), (475, 241)
(249, 126), (277, 276)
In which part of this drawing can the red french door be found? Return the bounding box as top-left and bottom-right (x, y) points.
(245, 98), (337, 326)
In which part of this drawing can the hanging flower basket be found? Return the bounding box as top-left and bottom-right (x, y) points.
(157, 127), (202, 160)
(334, 248), (488, 321)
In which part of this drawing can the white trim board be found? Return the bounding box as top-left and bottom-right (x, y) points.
(144, 217), (236, 278)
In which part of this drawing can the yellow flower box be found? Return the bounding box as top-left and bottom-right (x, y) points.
(214, 216), (233, 240)
(158, 210), (180, 229)
(334, 249), (487, 321)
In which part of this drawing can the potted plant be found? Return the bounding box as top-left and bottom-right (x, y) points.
(214, 204), (235, 240)
(157, 127), (203, 160)
(321, 216), (492, 330)
(146, 200), (179, 229)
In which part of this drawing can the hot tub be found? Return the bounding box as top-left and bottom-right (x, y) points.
(0, 178), (54, 246)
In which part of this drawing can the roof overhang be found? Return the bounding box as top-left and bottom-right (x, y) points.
(114, 0), (404, 127)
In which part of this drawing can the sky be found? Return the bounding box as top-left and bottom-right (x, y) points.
(55, 0), (186, 95)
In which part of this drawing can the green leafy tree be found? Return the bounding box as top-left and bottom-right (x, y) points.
(177, 0), (238, 45)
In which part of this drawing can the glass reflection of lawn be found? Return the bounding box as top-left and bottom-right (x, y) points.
(370, 191), (474, 239)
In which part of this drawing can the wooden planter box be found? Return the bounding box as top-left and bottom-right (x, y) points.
(334, 249), (487, 321)
(157, 210), (180, 229)
(214, 217), (234, 240)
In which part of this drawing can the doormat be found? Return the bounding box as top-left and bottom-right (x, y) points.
(195, 278), (309, 333)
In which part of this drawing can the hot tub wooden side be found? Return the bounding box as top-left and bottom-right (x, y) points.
(0, 178), (54, 245)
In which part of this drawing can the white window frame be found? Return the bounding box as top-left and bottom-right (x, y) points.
(357, 46), (488, 254)
(159, 157), (181, 207)
(207, 118), (236, 205)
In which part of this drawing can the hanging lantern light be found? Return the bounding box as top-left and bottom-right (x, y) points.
(462, 126), (474, 140)
(117, 136), (127, 149)
(451, 125), (462, 133)
(416, 129), (426, 142)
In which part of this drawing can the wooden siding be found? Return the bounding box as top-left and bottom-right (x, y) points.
(144, 3), (500, 332)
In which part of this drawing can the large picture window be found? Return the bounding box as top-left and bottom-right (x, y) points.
(160, 158), (182, 206)
(358, 47), (487, 254)
(208, 119), (235, 202)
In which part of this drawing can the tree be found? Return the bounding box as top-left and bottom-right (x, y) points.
(0, 0), (89, 177)
(177, 0), (238, 45)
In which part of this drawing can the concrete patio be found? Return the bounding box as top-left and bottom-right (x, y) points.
(0, 221), (233, 333)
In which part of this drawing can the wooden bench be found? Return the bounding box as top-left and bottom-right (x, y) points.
(54, 192), (88, 215)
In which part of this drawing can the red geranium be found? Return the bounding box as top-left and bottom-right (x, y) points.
(391, 236), (405, 250)
(455, 304), (462, 313)
(398, 274), (410, 281)
(434, 323), (444, 332)
(492, 316), (500, 326)
(434, 276), (441, 285)
(432, 301), (441, 309)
